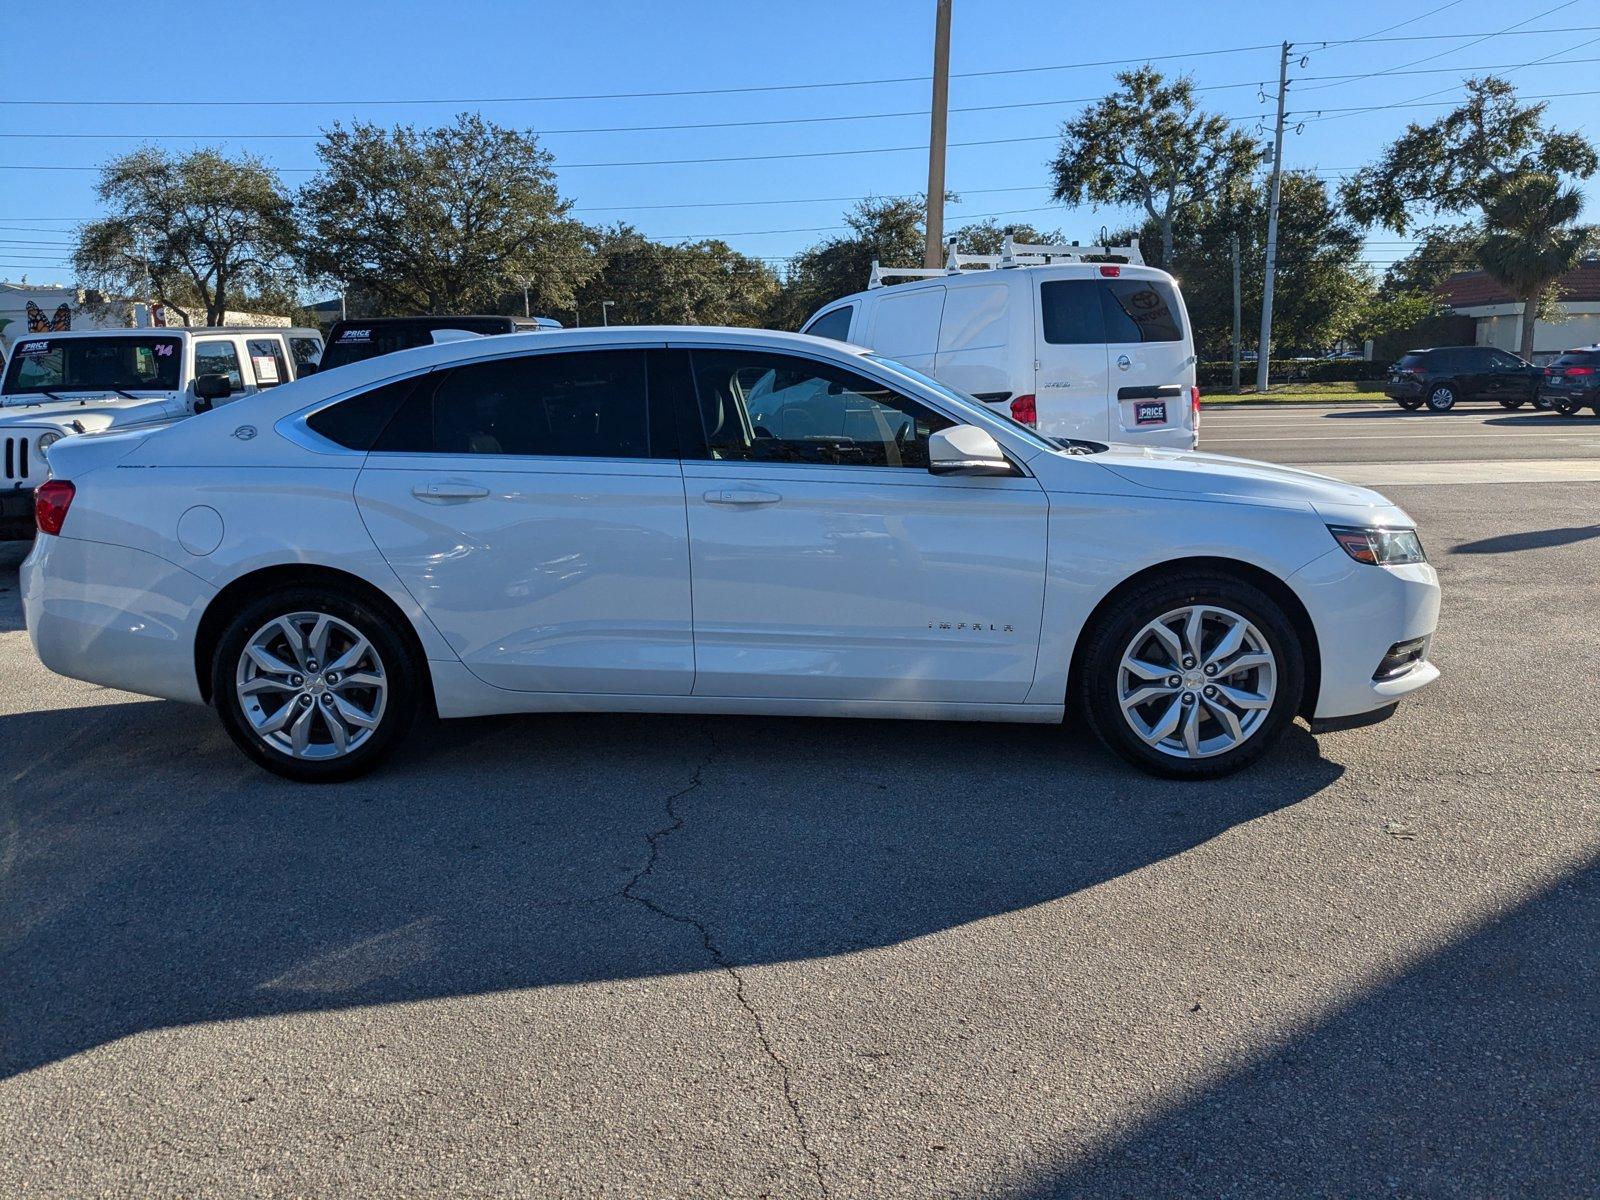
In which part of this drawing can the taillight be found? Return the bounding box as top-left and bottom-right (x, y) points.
(1098, 265), (1121, 277)
(35, 479), (75, 535)
(1191, 385), (1202, 419)
(1565, 366), (1595, 376)
(1010, 394), (1037, 426)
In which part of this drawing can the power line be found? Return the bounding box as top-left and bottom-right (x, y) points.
(1297, 86), (1600, 123)
(1297, 0), (1579, 92)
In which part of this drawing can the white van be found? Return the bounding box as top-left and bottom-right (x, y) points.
(0, 325), (321, 537)
(800, 239), (1198, 449)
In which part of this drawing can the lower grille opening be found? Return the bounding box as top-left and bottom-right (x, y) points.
(1374, 637), (1428, 681)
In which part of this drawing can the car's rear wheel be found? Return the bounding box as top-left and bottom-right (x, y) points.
(1078, 572), (1305, 779)
(1552, 398), (1583, 416)
(1397, 397), (1424, 411)
(1531, 394), (1554, 411)
(1425, 385), (1457, 412)
(1499, 398), (1525, 409)
(212, 586), (420, 782)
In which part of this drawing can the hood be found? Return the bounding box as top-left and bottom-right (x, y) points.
(1089, 444), (1395, 513)
(0, 391), (185, 431)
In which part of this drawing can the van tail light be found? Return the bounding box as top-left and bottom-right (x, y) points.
(1010, 394), (1037, 426)
(35, 479), (75, 536)
(1191, 385), (1202, 425)
(1098, 265), (1121, 277)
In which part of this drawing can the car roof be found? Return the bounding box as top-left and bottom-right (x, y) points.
(10, 326), (299, 339)
(810, 261), (1179, 317)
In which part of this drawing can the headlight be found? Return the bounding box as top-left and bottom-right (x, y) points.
(1327, 524), (1426, 566)
(35, 431), (63, 459)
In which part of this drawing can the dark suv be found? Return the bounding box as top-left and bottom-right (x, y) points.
(1539, 348), (1600, 416)
(320, 315), (559, 372)
(1385, 346), (1545, 412)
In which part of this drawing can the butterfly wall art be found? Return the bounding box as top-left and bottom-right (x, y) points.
(26, 301), (72, 332)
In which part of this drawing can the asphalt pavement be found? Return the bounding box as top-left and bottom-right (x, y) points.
(1201, 398), (1600, 466)
(0, 416), (1595, 1198)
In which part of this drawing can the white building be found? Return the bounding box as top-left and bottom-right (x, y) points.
(1436, 262), (1600, 364)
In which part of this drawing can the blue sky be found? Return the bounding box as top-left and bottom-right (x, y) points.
(2, 0), (1597, 290)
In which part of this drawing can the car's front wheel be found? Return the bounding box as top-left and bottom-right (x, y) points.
(212, 586), (421, 782)
(1078, 572), (1305, 779)
(1425, 385), (1457, 412)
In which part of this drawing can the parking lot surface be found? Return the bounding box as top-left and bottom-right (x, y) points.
(1, 441), (1596, 1197)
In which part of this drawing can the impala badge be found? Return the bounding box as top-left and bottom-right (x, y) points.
(232, 425), (258, 441)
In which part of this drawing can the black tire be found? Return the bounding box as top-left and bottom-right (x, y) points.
(1531, 393), (1554, 411)
(1425, 384), (1457, 412)
(212, 585), (421, 782)
(1552, 398), (1583, 416)
(1077, 571), (1305, 780)
(1397, 397), (1424, 411)
(1499, 398), (1525, 410)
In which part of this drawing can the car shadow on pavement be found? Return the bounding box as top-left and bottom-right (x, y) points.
(1008, 854), (1600, 1198)
(0, 698), (1343, 1080)
(1452, 525), (1600, 554)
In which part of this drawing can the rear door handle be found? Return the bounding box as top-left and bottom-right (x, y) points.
(704, 488), (781, 506)
(413, 482), (490, 502)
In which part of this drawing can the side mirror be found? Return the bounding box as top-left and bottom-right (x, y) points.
(194, 372), (233, 401)
(928, 425), (1013, 476)
(297, 361), (319, 377)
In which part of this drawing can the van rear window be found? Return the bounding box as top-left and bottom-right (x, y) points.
(1100, 279), (1184, 343)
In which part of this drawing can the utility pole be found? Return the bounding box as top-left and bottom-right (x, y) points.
(923, 0), (953, 268)
(601, 300), (614, 326)
(1231, 232), (1242, 394)
(517, 277), (531, 319)
(1255, 40), (1291, 394)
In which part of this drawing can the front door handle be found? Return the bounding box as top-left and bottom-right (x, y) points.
(704, 488), (781, 506)
(413, 481), (490, 502)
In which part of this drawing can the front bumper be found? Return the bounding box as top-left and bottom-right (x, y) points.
(22, 533), (213, 704)
(1290, 548), (1441, 722)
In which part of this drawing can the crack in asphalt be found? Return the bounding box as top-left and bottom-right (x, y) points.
(618, 732), (830, 1199)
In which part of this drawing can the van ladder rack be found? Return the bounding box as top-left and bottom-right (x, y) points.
(867, 234), (1144, 288)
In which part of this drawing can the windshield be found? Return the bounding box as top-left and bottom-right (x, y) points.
(3, 335), (183, 399)
(865, 354), (1056, 453)
(320, 326), (433, 371)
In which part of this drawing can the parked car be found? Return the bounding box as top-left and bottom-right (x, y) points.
(1384, 346), (1546, 412)
(0, 325), (320, 538)
(22, 326), (1439, 783)
(1539, 347), (1600, 415)
(800, 238), (1199, 450)
(320, 315), (560, 373)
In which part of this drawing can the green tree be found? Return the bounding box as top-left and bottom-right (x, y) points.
(1342, 77), (1597, 235)
(1119, 171), (1368, 356)
(1382, 223), (1485, 296)
(73, 147), (299, 325)
(575, 224), (778, 326)
(1476, 173), (1591, 361)
(298, 113), (591, 316)
(951, 218), (1065, 255)
(1348, 289), (1441, 346)
(1048, 67), (1265, 269)
(770, 195), (928, 329)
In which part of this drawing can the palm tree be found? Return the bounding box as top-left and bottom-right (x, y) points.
(1476, 174), (1590, 362)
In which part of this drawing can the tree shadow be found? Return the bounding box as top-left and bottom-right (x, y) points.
(1011, 855), (1600, 1198)
(0, 699), (1342, 1080)
(1453, 525), (1600, 555)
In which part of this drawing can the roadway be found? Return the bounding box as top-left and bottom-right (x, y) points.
(1200, 399), (1600, 471)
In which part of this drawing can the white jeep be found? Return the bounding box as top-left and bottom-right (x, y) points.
(0, 325), (321, 537)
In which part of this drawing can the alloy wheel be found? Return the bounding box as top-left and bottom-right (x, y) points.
(235, 611), (388, 760)
(1116, 604), (1278, 760)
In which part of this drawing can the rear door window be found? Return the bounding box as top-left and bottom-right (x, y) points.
(1100, 279), (1184, 343)
(246, 338), (291, 388)
(1039, 280), (1105, 344)
(376, 349), (656, 459)
(290, 336), (323, 371)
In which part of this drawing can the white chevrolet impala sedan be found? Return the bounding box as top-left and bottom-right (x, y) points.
(22, 327), (1439, 782)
